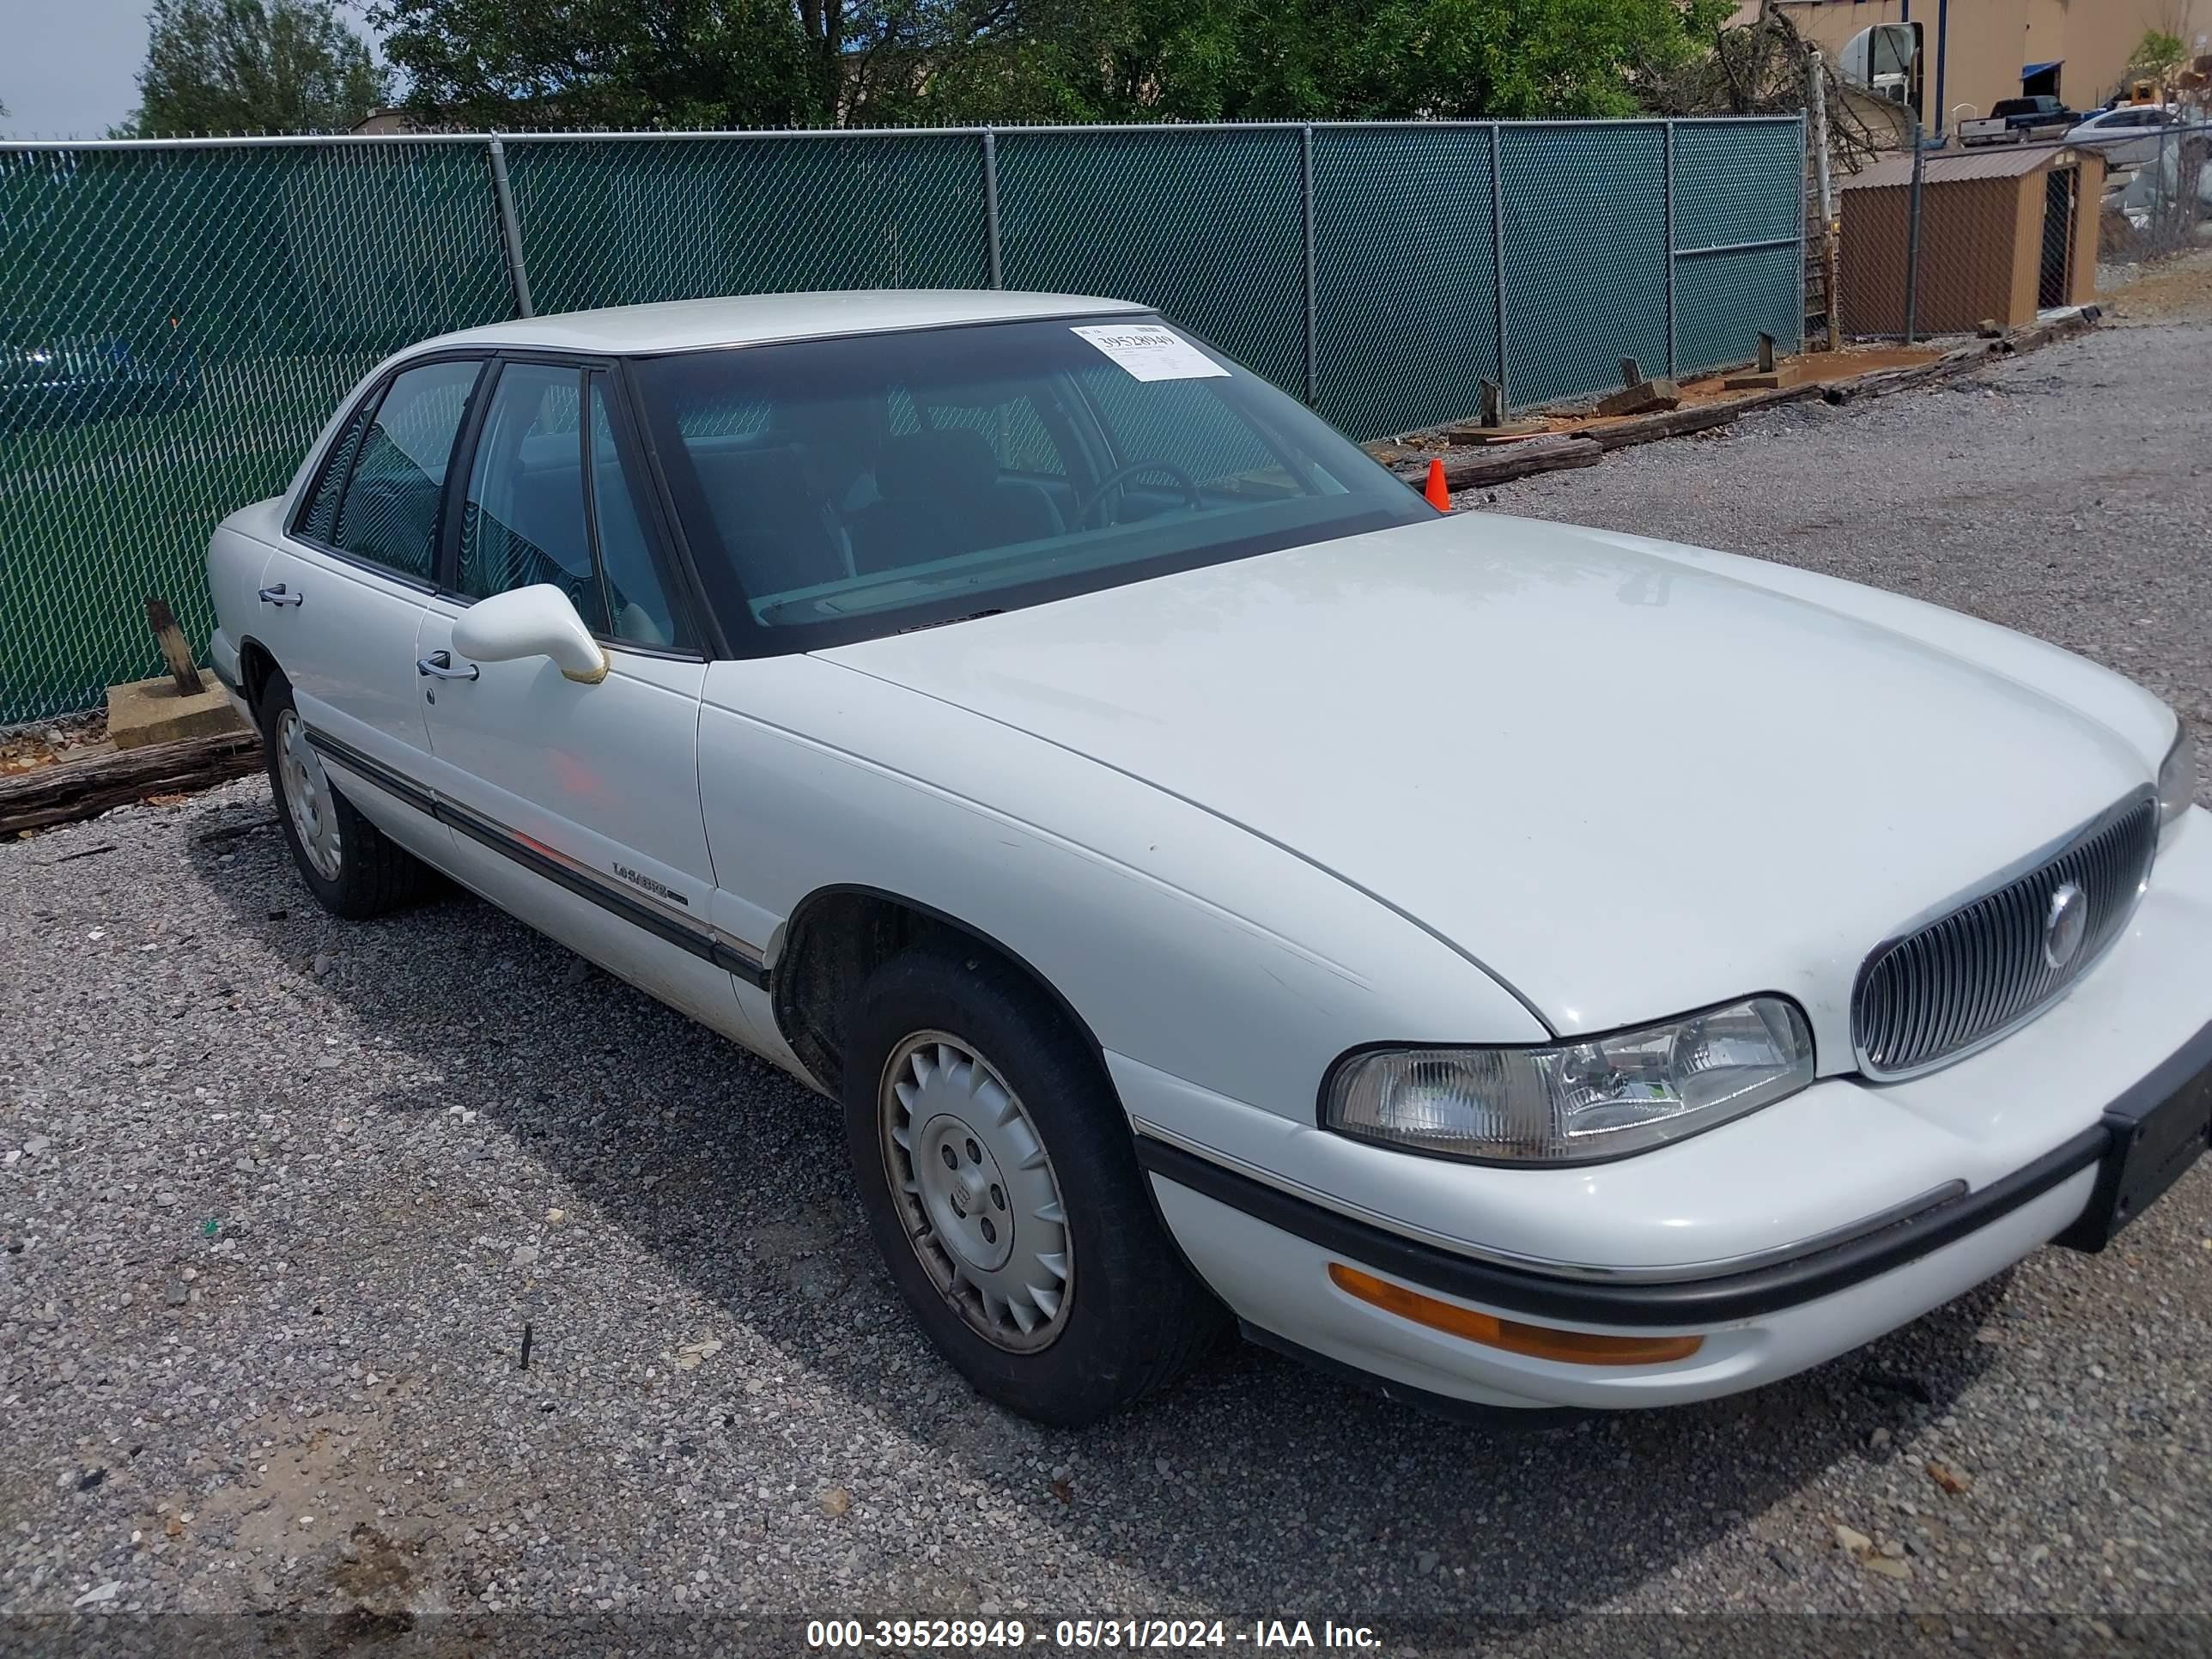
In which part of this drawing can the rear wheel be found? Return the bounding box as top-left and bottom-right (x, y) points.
(260, 673), (434, 920)
(842, 946), (1224, 1425)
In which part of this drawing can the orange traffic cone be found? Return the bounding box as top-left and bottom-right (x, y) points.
(1424, 458), (1451, 512)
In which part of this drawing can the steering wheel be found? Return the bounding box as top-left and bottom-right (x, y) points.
(1073, 460), (1201, 527)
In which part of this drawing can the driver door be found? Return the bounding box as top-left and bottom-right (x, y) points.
(412, 358), (757, 1042)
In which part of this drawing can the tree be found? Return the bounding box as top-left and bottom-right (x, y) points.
(917, 0), (1734, 125)
(2128, 27), (2190, 92)
(118, 1), (391, 135)
(374, 0), (1727, 129)
(374, 0), (897, 129)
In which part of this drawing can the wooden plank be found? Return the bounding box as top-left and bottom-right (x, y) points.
(1595, 377), (1681, 417)
(1394, 434), (1602, 491)
(143, 598), (204, 696)
(1585, 385), (1819, 452)
(0, 729), (260, 837)
(1818, 342), (1989, 404)
(1376, 310), (2098, 484)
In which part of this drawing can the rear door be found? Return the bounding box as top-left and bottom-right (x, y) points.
(258, 355), (485, 866)
(411, 359), (757, 1040)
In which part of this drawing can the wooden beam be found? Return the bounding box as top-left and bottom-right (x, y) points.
(1586, 383), (1821, 452)
(144, 598), (205, 697)
(1395, 434), (1601, 491)
(0, 730), (259, 837)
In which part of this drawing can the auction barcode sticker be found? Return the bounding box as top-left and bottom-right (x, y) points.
(1070, 323), (1230, 381)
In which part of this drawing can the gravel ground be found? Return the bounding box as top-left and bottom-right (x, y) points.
(5, 268), (2211, 1658)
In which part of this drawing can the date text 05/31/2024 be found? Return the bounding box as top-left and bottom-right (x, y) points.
(805, 1619), (1382, 1650)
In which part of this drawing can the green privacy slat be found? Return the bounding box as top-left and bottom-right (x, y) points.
(1675, 244), (1805, 375)
(0, 120), (1805, 724)
(1, 143), (512, 725)
(1499, 123), (1672, 410)
(1312, 126), (1498, 438)
(1671, 120), (1804, 252)
(502, 135), (990, 313)
(994, 129), (1306, 395)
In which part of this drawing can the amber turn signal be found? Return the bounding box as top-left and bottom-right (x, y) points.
(1327, 1263), (1704, 1367)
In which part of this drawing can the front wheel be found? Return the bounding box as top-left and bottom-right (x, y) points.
(842, 947), (1224, 1425)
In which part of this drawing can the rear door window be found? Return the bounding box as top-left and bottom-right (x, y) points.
(331, 358), (482, 582)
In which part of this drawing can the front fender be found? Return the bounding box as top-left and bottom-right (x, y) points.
(697, 656), (1548, 1121)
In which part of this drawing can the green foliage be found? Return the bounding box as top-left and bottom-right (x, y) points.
(118, 0), (391, 136)
(370, 2), (819, 129)
(372, 0), (1729, 129)
(924, 0), (1736, 124)
(2128, 28), (2189, 82)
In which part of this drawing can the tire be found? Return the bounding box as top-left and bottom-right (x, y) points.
(259, 672), (434, 921)
(843, 946), (1225, 1426)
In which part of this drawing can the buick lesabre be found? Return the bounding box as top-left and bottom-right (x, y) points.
(204, 291), (2210, 1425)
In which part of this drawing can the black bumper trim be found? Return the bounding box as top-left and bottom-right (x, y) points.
(1135, 1120), (2113, 1330)
(2055, 1015), (2212, 1252)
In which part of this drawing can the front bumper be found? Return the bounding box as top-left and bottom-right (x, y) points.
(1121, 809), (2212, 1412)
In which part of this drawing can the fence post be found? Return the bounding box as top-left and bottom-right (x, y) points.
(486, 136), (535, 319)
(2154, 121), (2171, 245)
(1490, 123), (1510, 407)
(1795, 112), (1809, 354)
(1662, 119), (1677, 380)
(1807, 47), (1840, 350)
(982, 128), (1004, 289)
(1300, 124), (1318, 406)
(1903, 109), (1925, 345)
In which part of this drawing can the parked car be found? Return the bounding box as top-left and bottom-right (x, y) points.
(2064, 104), (2184, 167)
(1960, 94), (2081, 146)
(204, 292), (2210, 1426)
(0, 313), (202, 434)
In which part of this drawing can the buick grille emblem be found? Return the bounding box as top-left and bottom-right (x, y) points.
(2044, 882), (2088, 971)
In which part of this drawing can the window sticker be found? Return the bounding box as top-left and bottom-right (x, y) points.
(1070, 323), (1231, 382)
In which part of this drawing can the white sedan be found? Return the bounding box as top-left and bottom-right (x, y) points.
(2063, 105), (2183, 167)
(204, 291), (2210, 1425)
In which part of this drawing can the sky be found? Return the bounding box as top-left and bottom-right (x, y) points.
(0, 1), (387, 138)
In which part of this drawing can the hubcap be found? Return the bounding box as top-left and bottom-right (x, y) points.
(276, 709), (342, 882)
(878, 1031), (1073, 1353)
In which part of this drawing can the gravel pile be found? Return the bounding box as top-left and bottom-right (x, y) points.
(4, 282), (2209, 1654)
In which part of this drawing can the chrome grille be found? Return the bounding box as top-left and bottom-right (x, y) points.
(1852, 793), (2158, 1078)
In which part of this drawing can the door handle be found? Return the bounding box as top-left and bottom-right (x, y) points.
(257, 584), (303, 608)
(416, 650), (479, 682)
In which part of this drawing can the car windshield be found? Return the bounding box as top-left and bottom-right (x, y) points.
(626, 313), (1429, 652)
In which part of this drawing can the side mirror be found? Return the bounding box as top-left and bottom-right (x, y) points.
(451, 585), (608, 685)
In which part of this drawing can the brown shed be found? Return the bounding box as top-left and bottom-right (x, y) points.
(1838, 146), (2104, 337)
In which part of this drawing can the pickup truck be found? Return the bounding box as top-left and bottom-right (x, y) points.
(1960, 95), (2081, 146)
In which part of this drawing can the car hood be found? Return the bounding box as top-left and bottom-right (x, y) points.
(816, 513), (2153, 1050)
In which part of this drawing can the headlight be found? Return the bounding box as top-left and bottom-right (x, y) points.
(1322, 996), (1814, 1165)
(2159, 716), (2195, 846)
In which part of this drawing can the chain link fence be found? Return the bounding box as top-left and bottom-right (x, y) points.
(1, 118), (1804, 725)
(2097, 118), (2212, 276)
(1835, 119), (2211, 342)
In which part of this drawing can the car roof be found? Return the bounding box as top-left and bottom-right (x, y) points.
(415, 289), (1151, 356)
